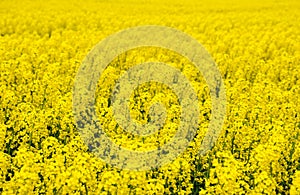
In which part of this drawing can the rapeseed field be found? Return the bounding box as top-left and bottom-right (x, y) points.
(0, 0), (299, 194)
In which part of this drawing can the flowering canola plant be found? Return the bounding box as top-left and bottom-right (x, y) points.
(0, 0), (300, 194)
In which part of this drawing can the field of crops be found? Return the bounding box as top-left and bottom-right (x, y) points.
(0, 0), (300, 194)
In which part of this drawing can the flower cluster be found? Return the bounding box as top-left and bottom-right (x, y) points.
(0, 0), (299, 194)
